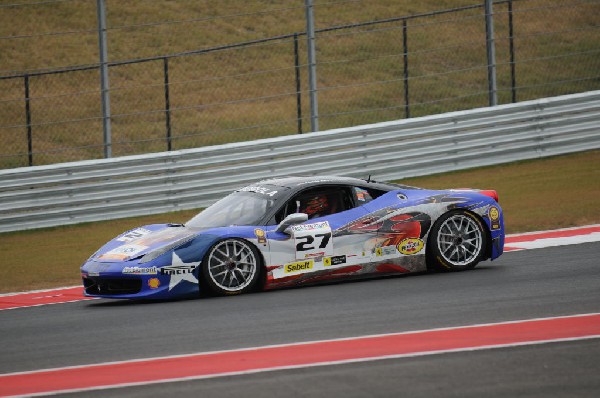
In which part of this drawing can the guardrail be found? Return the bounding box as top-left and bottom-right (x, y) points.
(1, 90), (599, 233)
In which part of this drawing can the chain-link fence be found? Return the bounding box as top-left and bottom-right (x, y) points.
(0, 0), (598, 168)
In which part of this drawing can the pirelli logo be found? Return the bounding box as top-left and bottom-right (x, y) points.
(284, 260), (314, 274)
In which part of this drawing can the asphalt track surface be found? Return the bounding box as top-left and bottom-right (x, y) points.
(1, 242), (599, 397)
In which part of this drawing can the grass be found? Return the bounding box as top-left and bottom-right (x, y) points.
(0, 150), (598, 294)
(0, 0), (598, 167)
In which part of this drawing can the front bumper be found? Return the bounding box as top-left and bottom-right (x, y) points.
(80, 261), (201, 300)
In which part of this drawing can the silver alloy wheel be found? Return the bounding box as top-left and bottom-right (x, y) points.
(436, 214), (483, 266)
(207, 239), (258, 292)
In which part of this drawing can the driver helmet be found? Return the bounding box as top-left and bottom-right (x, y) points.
(303, 195), (330, 216)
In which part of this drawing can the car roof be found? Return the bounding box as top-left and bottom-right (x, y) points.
(256, 175), (413, 191)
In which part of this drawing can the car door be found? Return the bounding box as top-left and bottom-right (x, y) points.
(264, 185), (379, 283)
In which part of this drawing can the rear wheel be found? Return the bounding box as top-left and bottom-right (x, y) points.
(427, 210), (486, 271)
(201, 239), (261, 296)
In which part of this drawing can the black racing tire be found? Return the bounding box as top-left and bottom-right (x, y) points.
(426, 210), (487, 271)
(200, 238), (262, 296)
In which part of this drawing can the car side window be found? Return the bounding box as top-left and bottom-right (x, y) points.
(353, 186), (373, 204)
(274, 186), (354, 223)
(356, 186), (387, 200)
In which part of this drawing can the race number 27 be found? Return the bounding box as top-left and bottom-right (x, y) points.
(295, 232), (331, 251)
(291, 221), (334, 259)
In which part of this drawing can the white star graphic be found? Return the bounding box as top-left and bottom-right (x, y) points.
(166, 252), (201, 291)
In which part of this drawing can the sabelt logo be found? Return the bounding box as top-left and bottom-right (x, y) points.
(397, 238), (424, 255)
(284, 260), (314, 274)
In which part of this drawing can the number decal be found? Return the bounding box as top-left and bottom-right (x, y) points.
(291, 221), (334, 259)
(316, 232), (331, 248)
(296, 235), (315, 251)
(295, 232), (332, 251)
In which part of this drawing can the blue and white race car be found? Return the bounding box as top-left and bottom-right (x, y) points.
(81, 176), (505, 299)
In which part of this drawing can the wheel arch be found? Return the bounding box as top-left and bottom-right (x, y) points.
(463, 209), (493, 261)
(238, 237), (268, 291)
(426, 207), (490, 271)
(223, 236), (268, 291)
(200, 237), (267, 295)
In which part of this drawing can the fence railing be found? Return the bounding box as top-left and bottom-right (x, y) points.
(1, 90), (598, 233)
(1, 0), (598, 168)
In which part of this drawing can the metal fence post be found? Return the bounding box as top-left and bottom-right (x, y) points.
(293, 33), (303, 134)
(163, 57), (172, 151)
(305, 0), (319, 132)
(508, 0), (517, 103)
(24, 74), (33, 166)
(485, 0), (498, 106)
(97, 0), (112, 158)
(402, 19), (410, 119)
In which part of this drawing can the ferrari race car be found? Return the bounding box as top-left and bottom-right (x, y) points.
(81, 176), (504, 299)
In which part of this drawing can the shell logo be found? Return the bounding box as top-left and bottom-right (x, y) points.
(148, 278), (161, 289)
(397, 238), (424, 255)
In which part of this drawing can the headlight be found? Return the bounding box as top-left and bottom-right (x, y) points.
(139, 235), (196, 264)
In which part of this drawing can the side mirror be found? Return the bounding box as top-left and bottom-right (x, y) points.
(276, 213), (308, 234)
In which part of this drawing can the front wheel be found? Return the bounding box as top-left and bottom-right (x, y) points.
(427, 210), (487, 271)
(201, 239), (261, 296)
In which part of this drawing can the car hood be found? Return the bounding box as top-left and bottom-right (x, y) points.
(91, 224), (198, 263)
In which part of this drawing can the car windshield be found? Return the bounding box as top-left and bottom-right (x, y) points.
(186, 191), (275, 228)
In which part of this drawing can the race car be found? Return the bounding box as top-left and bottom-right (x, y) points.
(81, 176), (504, 299)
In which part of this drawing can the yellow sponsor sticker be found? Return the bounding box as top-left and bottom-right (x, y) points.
(324, 257), (331, 266)
(489, 206), (501, 230)
(397, 238), (425, 255)
(489, 206), (500, 221)
(254, 228), (267, 244)
(284, 260), (314, 274)
(375, 247), (383, 257)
